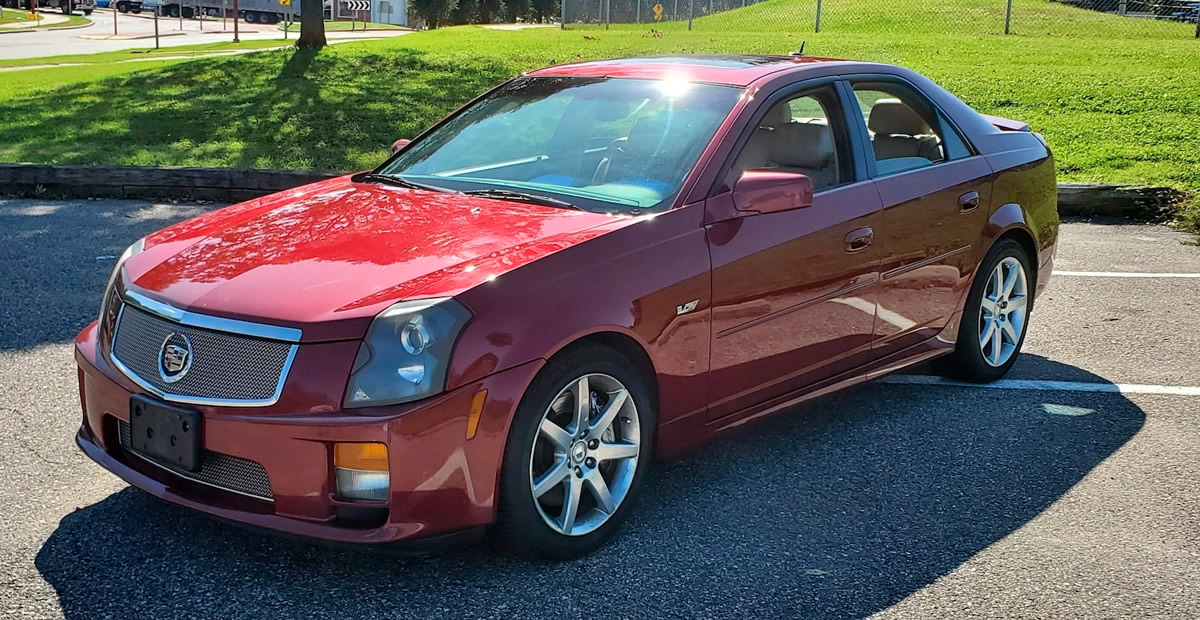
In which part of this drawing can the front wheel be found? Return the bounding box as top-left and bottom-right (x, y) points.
(497, 345), (654, 559)
(937, 237), (1033, 382)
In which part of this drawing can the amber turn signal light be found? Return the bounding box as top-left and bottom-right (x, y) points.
(466, 389), (488, 440)
(334, 442), (389, 471)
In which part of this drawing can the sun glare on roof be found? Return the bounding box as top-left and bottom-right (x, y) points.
(657, 73), (693, 98)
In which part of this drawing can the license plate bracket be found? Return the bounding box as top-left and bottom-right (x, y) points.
(129, 395), (202, 472)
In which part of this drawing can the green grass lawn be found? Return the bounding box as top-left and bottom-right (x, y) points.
(0, 11), (90, 28)
(1, 1), (1198, 223)
(0, 11), (34, 23)
(280, 20), (407, 31)
(0, 40), (290, 68)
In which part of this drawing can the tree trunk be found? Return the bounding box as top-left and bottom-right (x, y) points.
(297, 0), (326, 48)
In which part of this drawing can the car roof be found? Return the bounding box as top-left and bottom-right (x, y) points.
(527, 54), (861, 87)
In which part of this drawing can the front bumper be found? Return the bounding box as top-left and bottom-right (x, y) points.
(74, 321), (543, 546)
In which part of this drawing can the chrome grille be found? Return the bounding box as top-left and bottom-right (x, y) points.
(118, 419), (274, 501)
(111, 303), (296, 406)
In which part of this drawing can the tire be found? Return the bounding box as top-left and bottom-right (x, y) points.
(242, 10), (253, 22)
(204, 7), (217, 16)
(936, 237), (1034, 382)
(83, 8), (91, 13)
(258, 11), (271, 23)
(115, 1), (128, 12)
(497, 344), (655, 559)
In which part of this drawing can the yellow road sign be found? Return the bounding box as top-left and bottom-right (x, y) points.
(280, 0), (290, 5)
(652, 3), (663, 20)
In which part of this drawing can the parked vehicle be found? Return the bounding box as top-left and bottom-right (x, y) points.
(0, 0), (91, 13)
(41, 0), (95, 14)
(75, 55), (1059, 559)
(1170, 3), (1199, 22)
(152, 0), (314, 21)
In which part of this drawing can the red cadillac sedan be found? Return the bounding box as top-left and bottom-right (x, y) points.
(75, 55), (1058, 559)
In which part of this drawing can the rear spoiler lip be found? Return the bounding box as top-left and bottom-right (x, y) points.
(982, 113), (1031, 132)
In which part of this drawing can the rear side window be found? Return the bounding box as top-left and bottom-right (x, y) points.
(849, 82), (970, 177)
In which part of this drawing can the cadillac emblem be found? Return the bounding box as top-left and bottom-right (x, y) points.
(158, 332), (194, 383)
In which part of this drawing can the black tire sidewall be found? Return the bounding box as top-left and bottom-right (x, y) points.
(948, 238), (1034, 382)
(498, 345), (655, 559)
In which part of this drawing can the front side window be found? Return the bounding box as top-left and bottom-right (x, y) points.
(728, 88), (850, 192)
(379, 76), (742, 214)
(850, 82), (965, 176)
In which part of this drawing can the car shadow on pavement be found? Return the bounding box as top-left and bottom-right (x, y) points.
(35, 356), (1144, 618)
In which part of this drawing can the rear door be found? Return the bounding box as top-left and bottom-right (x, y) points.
(704, 82), (883, 422)
(844, 78), (993, 359)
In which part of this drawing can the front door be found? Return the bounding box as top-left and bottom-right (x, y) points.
(705, 86), (882, 422)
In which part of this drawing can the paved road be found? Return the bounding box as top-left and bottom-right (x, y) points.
(0, 199), (1197, 619)
(0, 9), (408, 60)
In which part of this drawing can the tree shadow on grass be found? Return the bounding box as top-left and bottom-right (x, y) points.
(36, 356), (1144, 618)
(0, 47), (515, 172)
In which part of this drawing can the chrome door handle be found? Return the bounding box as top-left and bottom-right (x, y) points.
(959, 191), (981, 213)
(845, 227), (874, 253)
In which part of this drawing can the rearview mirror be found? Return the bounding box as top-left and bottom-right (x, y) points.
(391, 138), (412, 154)
(732, 170), (814, 215)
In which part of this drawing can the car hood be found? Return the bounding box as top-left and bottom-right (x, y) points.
(123, 176), (626, 341)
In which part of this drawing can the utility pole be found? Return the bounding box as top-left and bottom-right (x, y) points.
(154, 5), (160, 48)
(814, 0), (821, 32)
(233, 0), (239, 41)
(1004, 0), (1012, 35)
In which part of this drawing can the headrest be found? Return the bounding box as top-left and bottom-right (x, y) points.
(769, 122), (834, 169)
(759, 103), (793, 130)
(867, 99), (931, 136)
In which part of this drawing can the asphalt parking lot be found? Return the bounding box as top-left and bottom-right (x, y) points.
(1, 197), (1197, 619)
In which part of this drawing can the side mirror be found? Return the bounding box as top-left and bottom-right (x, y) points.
(391, 138), (412, 154)
(731, 170), (814, 215)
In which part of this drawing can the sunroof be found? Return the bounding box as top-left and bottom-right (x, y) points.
(601, 55), (792, 68)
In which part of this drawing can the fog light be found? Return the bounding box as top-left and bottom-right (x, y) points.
(334, 443), (389, 501)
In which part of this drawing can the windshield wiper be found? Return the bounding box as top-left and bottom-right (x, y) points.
(359, 173), (453, 193)
(460, 188), (583, 211)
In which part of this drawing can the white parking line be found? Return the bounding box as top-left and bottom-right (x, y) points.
(1054, 271), (1200, 278)
(879, 374), (1200, 396)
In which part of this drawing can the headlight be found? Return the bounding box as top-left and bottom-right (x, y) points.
(344, 298), (471, 408)
(98, 238), (145, 323)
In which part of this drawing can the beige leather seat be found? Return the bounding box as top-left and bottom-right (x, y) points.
(767, 122), (838, 190)
(867, 99), (943, 163)
(731, 104), (838, 190)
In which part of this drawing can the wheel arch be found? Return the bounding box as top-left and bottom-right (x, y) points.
(543, 329), (660, 415)
(984, 202), (1040, 288)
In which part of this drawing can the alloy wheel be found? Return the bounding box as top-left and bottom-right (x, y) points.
(978, 256), (1028, 367)
(529, 373), (640, 537)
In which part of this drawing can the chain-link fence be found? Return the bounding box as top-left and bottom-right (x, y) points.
(562, 0), (1200, 38)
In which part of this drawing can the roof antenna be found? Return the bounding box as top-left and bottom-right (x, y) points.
(788, 41), (806, 57)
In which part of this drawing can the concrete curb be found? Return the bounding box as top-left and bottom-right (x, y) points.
(46, 19), (96, 30)
(0, 163), (1184, 217)
(0, 163), (339, 203)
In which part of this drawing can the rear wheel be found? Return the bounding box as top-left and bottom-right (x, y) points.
(242, 10), (254, 21)
(497, 345), (654, 559)
(937, 237), (1033, 382)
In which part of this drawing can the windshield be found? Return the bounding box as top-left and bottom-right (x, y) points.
(378, 76), (742, 214)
